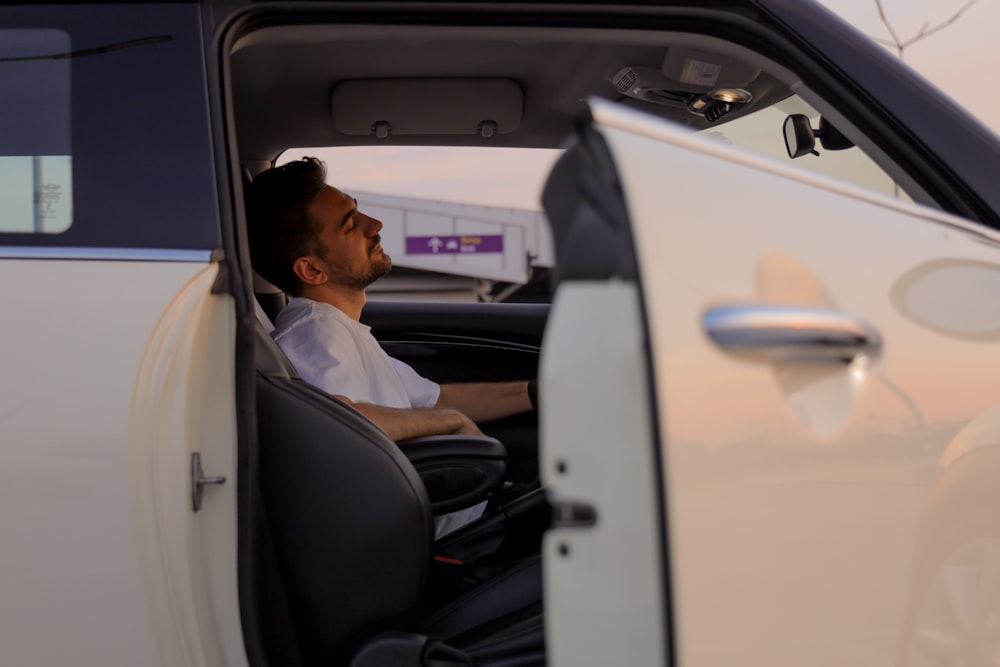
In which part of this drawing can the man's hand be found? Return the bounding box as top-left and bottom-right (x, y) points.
(448, 410), (486, 437)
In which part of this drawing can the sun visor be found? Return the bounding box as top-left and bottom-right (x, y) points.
(331, 78), (523, 138)
(660, 49), (760, 92)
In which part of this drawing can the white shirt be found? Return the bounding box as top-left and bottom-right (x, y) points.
(272, 297), (440, 408)
(271, 296), (484, 537)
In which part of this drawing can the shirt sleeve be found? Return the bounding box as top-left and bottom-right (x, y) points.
(388, 356), (441, 408)
(274, 314), (371, 401)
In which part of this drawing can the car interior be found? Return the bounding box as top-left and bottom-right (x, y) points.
(227, 14), (922, 667)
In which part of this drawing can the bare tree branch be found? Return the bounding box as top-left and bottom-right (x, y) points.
(874, 0), (904, 52)
(872, 0), (979, 58)
(899, 0), (978, 49)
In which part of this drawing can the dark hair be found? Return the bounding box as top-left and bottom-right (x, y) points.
(246, 157), (329, 295)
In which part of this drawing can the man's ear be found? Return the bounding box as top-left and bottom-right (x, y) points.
(292, 256), (328, 286)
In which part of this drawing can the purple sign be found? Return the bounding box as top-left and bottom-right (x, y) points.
(406, 234), (504, 255)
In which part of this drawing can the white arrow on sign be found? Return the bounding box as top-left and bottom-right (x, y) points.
(428, 237), (443, 253)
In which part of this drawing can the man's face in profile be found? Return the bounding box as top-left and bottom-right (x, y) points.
(308, 185), (392, 290)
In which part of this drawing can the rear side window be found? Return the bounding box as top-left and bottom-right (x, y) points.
(0, 29), (73, 233)
(0, 5), (219, 251)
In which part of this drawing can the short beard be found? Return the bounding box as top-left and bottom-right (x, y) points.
(340, 253), (392, 291)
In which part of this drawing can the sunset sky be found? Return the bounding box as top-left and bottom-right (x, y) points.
(820, 0), (997, 126)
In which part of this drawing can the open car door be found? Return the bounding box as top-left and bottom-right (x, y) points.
(541, 99), (1000, 667)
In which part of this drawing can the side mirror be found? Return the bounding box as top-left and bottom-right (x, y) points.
(784, 114), (856, 159)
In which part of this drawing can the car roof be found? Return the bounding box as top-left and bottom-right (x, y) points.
(228, 2), (794, 161)
(222, 0), (1000, 227)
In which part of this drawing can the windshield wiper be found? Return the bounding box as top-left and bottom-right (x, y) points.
(0, 35), (172, 63)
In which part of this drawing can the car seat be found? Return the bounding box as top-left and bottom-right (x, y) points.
(254, 324), (545, 665)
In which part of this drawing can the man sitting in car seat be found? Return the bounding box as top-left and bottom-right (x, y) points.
(246, 157), (538, 533)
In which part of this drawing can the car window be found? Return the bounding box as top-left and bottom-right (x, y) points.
(278, 146), (561, 303)
(703, 94), (913, 202)
(277, 91), (916, 305)
(0, 4), (219, 252)
(0, 29), (73, 233)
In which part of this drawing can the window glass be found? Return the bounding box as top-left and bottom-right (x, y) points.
(0, 29), (72, 233)
(704, 95), (912, 202)
(0, 5), (219, 251)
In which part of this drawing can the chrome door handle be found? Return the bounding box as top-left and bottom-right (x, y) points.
(191, 452), (226, 512)
(703, 304), (882, 364)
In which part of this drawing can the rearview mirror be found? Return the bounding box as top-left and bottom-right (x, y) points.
(783, 114), (817, 158)
(783, 114), (855, 159)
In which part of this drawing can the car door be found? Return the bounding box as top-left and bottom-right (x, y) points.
(363, 301), (547, 385)
(0, 5), (243, 665)
(543, 98), (1000, 666)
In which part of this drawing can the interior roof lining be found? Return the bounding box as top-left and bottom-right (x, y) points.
(229, 23), (801, 157)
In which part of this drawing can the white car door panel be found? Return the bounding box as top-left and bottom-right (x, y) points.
(130, 263), (245, 667)
(540, 281), (667, 667)
(594, 100), (1000, 667)
(0, 258), (240, 666)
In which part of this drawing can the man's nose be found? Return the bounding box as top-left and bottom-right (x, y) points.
(363, 214), (383, 236)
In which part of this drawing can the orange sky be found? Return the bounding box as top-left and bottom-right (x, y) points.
(819, 0), (1000, 131)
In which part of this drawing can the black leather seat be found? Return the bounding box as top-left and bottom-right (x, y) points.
(254, 326), (545, 665)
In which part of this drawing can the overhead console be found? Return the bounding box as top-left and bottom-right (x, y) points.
(612, 47), (761, 123)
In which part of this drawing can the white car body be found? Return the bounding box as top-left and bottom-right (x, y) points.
(544, 99), (1000, 666)
(0, 258), (240, 664)
(3, 1), (1000, 665)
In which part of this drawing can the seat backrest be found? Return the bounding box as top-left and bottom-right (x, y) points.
(254, 326), (435, 663)
(253, 291), (276, 333)
(242, 162), (289, 326)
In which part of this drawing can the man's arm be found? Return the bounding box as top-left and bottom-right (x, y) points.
(435, 381), (532, 424)
(335, 395), (484, 441)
